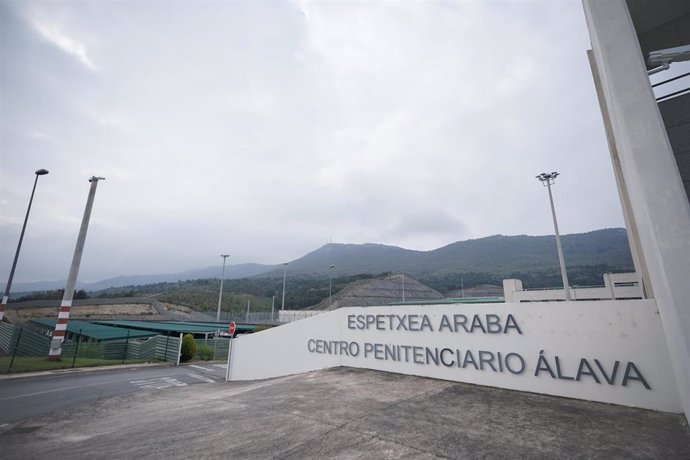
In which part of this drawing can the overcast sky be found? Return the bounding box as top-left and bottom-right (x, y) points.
(1, 0), (631, 283)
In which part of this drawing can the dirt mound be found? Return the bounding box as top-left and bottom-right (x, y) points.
(308, 274), (443, 310)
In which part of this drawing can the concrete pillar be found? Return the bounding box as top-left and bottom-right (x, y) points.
(48, 177), (104, 360)
(502, 279), (523, 303)
(583, 0), (690, 421)
(603, 273), (616, 300)
(587, 50), (651, 298)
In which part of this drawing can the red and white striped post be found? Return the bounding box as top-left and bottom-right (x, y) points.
(50, 299), (73, 354)
(48, 176), (104, 360)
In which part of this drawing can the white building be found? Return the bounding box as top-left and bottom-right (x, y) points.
(582, 0), (690, 421)
(225, 0), (690, 425)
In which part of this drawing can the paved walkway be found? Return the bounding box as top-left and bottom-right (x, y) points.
(1, 367), (688, 459)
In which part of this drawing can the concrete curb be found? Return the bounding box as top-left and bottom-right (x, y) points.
(0, 361), (175, 381)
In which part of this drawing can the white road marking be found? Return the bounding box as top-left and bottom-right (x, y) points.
(64, 434), (92, 442)
(189, 365), (214, 372)
(186, 373), (215, 383)
(213, 364), (227, 369)
(131, 377), (187, 390)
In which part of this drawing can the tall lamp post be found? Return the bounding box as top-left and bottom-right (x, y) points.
(329, 264), (335, 308)
(281, 262), (288, 311)
(401, 272), (406, 302)
(1, 169), (49, 322)
(536, 172), (571, 301)
(216, 254), (230, 322)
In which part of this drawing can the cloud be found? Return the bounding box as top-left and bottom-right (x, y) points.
(0, 1), (626, 283)
(31, 20), (98, 72)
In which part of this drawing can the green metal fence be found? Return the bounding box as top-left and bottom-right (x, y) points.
(16, 329), (50, 356)
(0, 324), (204, 373)
(0, 324), (50, 357)
(0, 322), (14, 352)
(194, 337), (230, 360)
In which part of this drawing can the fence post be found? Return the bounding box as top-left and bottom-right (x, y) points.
(176, 333), (183, 366)
(122, 330), (130, 364)
(8, 327), (23, 373)
(71, 328), (83, 368)
(164, 335), (170, 361)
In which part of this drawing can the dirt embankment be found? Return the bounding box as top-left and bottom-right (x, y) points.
(4, 299), (207, 324)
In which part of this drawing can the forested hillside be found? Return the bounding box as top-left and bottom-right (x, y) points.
(12, 229), (634, 312)
(258, 228), (633, 283)
(80, 274), (384, 313)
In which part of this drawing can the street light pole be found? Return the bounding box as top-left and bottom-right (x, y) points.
(281, 262), (288, 311)
(49, 176), (105, 360)
(402, 272), (405, 302)
(536, 172), (571, 301)
(1, 169), (49, 322)
(329, 264), (335, 308)
(216, 254), (229, 322)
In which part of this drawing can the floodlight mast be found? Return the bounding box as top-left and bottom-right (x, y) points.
(217, 254), (230, 322)
(281, 262), (288, 311)
(402, 272), (405, 302)
(329, 264), (336, 308)
(536, 172), (571, 301)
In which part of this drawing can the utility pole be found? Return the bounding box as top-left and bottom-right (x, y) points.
(48, 176), (104, 360)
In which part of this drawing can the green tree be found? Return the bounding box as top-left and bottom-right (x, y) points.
(180, 334), (196, 362)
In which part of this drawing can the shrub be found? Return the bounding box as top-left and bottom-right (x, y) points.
(180, 334), (197, 362)
(196, 344), (213, 361)
(77, 342), (102, 359)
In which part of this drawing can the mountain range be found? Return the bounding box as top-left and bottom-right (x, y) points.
(6, 228), (634, 294)
(260, 228), (633, 279)
(6, 263), (273, 294)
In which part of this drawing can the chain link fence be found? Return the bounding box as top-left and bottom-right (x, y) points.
(198, 309), (323, 324)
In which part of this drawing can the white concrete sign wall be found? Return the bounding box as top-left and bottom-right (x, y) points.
(229, 300), (682, 413)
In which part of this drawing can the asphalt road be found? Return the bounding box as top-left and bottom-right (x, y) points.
(1, 367), (689, 459)
(0, 362), (227, 424)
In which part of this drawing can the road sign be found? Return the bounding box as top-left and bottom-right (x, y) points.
(228, 321), (236, 336)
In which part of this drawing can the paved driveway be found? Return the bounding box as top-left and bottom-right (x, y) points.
(1, 367), (688, 459)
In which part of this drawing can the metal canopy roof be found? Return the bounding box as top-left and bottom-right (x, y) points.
(30, 318), (158, 341)
(93, 320), (257, 335)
